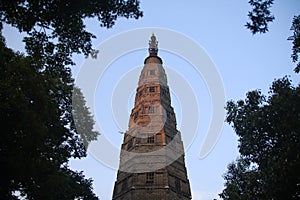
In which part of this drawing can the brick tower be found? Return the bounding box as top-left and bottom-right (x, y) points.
(112, 34), (192, 200)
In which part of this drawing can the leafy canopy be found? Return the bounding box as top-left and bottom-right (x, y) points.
(0, 1), (143, 199)
(220, 77), (300, 199)
(289, 16), (300, 73)
(246, 0), (275, 34)
(245, 1), (300, 73)
(0, 37), (99, 199)
(0, 0), (143, 66)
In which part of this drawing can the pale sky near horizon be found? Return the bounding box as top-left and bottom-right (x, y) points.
(3, 1), (300, 200)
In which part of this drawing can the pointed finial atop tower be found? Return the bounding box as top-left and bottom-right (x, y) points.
(148, 33), (158, 56)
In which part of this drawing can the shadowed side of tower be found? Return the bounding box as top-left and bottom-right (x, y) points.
(112, 34), (192, 200)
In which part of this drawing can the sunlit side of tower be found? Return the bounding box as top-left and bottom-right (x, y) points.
(112, 34), (192, 200)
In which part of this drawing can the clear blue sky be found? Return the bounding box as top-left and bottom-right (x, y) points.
(3, 0), (300, 199)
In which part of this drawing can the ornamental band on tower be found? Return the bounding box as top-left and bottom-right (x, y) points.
(112, 34), (192, 200)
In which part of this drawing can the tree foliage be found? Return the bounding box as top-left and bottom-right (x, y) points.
(220, 77), (300, 199)
(72, 86), (99, 148)
(220, 158), (264, 199)
(245, 1), (300, 74)
(0, 0), (143, 66)
(0, 1), (142, 199)
(246, 0), (275, 34)
(0, 36), (100, 199)
(289, 15), (300, 73)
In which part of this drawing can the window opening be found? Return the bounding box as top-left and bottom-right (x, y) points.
(146, 172), (154, 183)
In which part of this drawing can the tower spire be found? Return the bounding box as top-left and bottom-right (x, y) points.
(148, 33), (158, 56)
(112, 35), (192, 200)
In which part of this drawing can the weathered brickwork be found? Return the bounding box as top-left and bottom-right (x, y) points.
(112, 34), (192, 200)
